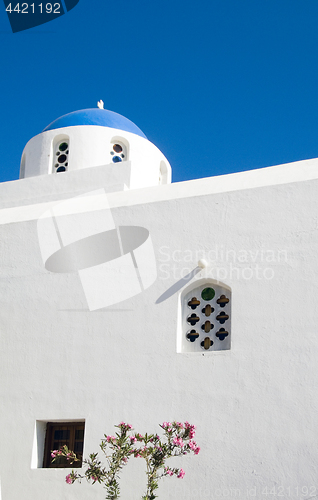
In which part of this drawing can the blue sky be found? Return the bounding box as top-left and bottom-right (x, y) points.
(1, 0), (318, 184)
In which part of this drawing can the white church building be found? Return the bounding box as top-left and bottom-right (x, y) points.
(0, 104), (317, 499)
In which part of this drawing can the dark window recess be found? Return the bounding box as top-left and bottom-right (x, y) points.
(188, 297), (200, 310)
(187, 313), (200, 326)
(201, 337), (213, 350)
(58, 154), (67, 163)
(59, 142), (68, 152)
(186, 330), (199, 342)
(216, 328), (229, 341)
(43, 422), (85, 468)
(216, 295), (229, 307)
(54, 141), (69, 173)
(216, 312), (229, 324)
(113, 144), (123, 153)
(201, 321), (214, 333)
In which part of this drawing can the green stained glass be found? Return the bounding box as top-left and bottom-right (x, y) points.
(201, 287), (215, 301)
(59, 142), (68, 152)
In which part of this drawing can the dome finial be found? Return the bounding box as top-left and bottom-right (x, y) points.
(97, 100), (104, 109)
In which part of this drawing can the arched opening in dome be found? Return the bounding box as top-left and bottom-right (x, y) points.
(52, 135), (70, 174)
(110, 136), (129, 164)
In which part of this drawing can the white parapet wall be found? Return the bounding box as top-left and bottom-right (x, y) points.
(0, 156), (318, 499)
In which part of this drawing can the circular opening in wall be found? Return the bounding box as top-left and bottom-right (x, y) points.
(58, 154), (67, 164)
(186, 330), (199, 342)
(216, 328), (229, 341)
(202, 304), (214, 316)
(201, 337), (213, 350)
(112, 156), (122, 163)
(113, 144), (123, 153)
(216, 295), (230, 307)
(186, 313), (200, 326)
(59, 142), (68, 152)
(187, 297), (200, 310)
(121, 154), (125, 158)
(56, 166), (66, 172)
(55, 163), (59, 168)
(201, 287), (215, 301)
(56, 151), (60, 156)
(201, 321), (213, 333)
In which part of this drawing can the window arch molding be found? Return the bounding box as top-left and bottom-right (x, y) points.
(177, 278), (231, 353)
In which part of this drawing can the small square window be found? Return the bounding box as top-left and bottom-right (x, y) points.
(43, 422), (85, 468)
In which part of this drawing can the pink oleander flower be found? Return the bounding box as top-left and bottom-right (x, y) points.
(186, 423), (196, 439)
(65, 474), (73, 484)
(175, 421), (183, 429)
(51, 450), (58, 458)
(118, 422), (133, 429)
(189, 440), (197, 450)
(165, 467), (174, 476)
(130, 436), (137, 443)
(91, 475), (98, 482)
(173, 437), (184, 447)
(135, 433), (144, 441)
(194, 446), (200, 455)
(122, 456), (128, 463)
(162, 421), (171, 429)
(106, 435), (116, 443)
(177, 468), (185, 479)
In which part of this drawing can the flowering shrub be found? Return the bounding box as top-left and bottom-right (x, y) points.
(51, 445), (79, 466)
(55, 421), (200, 500)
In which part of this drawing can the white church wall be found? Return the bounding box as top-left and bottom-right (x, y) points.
(0, 160), (317, 499)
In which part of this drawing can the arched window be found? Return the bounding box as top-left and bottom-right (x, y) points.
(178, 280), (231, 353)
(52, 136), (69, 173)
(110, 138), (129, 164)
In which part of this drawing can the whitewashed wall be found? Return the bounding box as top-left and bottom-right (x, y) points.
(0, 158), (317, 500)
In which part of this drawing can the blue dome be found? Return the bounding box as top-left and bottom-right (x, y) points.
(43, 108), (147, 139)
